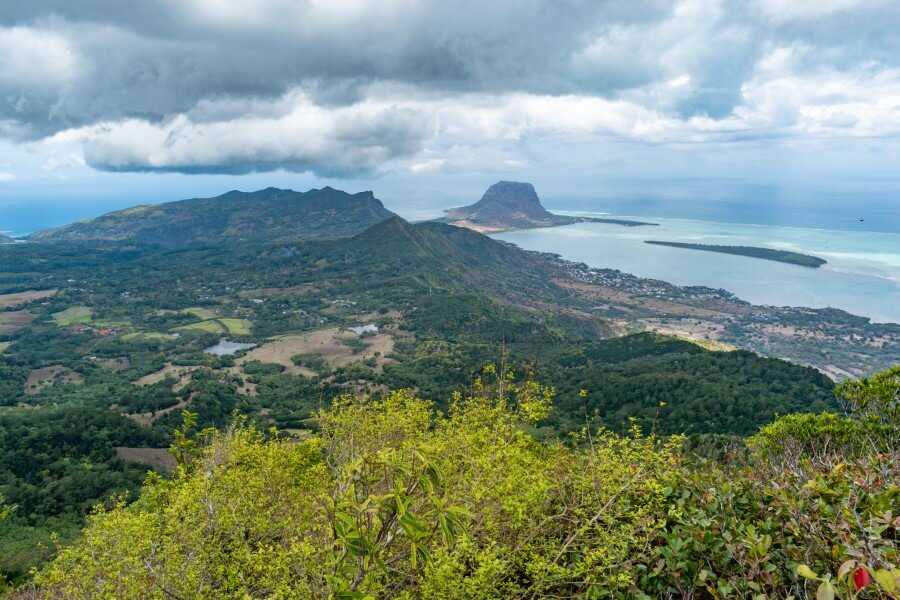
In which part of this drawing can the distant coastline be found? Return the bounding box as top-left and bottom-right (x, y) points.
(644, 240), (827, 268)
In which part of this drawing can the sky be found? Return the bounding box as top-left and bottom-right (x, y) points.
(1, 0), (900, 227)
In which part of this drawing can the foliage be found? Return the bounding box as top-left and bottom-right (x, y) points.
(29, 367), (899, 598)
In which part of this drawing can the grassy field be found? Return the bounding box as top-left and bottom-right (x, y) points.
(173, 318), (251, 335)
(218, 318), (252, 335)
(236, 328), (394, 376)
(183, 307), (218, 320)
(122, 331), (177, 341)
(92, 319), (132, 328)
(52, 306), (93, 326)
(174, 320), (226, 334)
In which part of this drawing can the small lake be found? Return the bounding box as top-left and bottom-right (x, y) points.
(204, 339), (256, 356)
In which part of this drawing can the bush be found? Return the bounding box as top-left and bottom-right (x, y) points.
(28, 368), (900, 599)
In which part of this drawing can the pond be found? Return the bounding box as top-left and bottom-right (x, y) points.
(204, 339), (256, 356)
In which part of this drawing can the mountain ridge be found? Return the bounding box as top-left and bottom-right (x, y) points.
(29, 187), (397, 247)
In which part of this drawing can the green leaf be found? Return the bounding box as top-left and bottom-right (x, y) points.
(873, 569), (897, 593)
(797, 564), (819, 580)
(816, 581), (834, 600)
(399, 511), (428, 540)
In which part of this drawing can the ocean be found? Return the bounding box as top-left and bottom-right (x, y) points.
(493, 214), (900, 324)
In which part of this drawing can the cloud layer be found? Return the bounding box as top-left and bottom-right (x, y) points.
(3, 0), (900, 177)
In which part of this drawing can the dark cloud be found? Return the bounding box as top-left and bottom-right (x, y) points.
(2, 0), (899, 176)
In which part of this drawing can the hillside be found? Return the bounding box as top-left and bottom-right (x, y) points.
(0, 233), (13, 244)
(29, 187), (396, 247)
(0, 211), (887, 584)
(444, 181), (655, 232)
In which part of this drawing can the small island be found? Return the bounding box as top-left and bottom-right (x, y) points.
(644, 241), (827, 268)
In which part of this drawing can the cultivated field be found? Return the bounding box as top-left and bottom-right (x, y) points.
(0, 289), (57, 309)
(0, 310), (34, 334)
(174, 318), (251, 335)
(183, 307), (218, 320)
(121, 331), (177, 341)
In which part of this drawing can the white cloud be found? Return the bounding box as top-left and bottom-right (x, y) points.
(67, 90), (429, 176)
(756, 0), (868, 23)
(0, 26), (81, 88)
(0, 172), (14, 182)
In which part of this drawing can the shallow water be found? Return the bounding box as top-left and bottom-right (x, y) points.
(493, 214), (900, 324)
(204, 339), (256, 356)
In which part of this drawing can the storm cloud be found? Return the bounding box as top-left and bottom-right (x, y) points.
(2, 0), (900, 176)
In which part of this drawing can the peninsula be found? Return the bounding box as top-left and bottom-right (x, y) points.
(645, 241), (828, 268)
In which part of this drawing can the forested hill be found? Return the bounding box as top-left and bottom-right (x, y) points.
(28, 186), (396, 247)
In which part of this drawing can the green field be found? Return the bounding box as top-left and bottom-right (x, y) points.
(183, 307), (218, 320)
(121, 331), (177, 341)
(218, 318), (252, 335)
(173, 318), (251, 335)
(51, 306), (93, 326)
(92, 319), (132, 328)
(174, 320), (226, 334)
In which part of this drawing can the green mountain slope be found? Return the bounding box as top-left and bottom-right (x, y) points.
(29, 187), (396, 247)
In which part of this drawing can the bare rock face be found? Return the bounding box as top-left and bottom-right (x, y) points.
(444, 181), (572, 230)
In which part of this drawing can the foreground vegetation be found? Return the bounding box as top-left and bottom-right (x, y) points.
(14, 366), (898, 599)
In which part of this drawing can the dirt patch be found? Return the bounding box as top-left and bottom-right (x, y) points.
(236, 328), (396, 376)
(640, 318), (729, 343)
(133, 363), (200, 391)
(25, 365), (83, 395)
(0, 289), (57, 309)
(0, 310), (34, 334)
(114, 447), (177, 473)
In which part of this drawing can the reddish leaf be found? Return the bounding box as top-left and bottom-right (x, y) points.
(853, 567), (871, 590)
